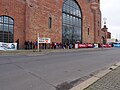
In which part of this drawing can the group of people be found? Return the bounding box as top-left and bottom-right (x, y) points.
(24, 41), (38, 50)
(15, 39), (113, 50)
(24, 41), (73, 50)
(16, 39), (74, 50)
(51, 42), (73, 49)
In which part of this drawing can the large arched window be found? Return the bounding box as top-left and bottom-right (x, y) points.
(0, 16), (14, 43)
(62, 0), (82, 44)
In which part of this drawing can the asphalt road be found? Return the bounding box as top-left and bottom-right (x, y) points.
(0, 48), (120, 90)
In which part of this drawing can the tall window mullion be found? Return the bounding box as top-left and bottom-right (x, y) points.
(0, 23), (3, 42)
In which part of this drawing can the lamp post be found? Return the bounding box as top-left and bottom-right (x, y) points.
(103, 17), (107, 25)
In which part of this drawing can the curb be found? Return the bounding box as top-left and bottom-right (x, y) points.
(70, 62), (120, 90)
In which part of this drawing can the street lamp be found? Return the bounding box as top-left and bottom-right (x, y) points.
(103, 17), (107, 25)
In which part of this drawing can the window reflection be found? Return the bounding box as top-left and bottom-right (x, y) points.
(0, 16), (3, 23)
(4, 16), (9, 24)
(9, 18), (14, 24)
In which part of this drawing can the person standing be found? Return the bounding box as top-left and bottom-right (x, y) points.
(35, 41), (38, 49)
(16, 39), (19, 50)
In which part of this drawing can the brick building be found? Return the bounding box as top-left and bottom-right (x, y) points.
(107, 32), (111, 39)
(0, 0), (110, 49)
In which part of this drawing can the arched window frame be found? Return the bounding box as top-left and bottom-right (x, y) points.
(62, 0), (82, 44)
(0, 15), (14, 43)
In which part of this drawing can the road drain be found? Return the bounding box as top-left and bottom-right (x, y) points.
(56, 76), (91, 90)
(55, 68), (106, 90)
(56, 82), (73, 90)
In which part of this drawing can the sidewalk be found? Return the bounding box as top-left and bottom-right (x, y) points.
(84, 65), (120, 90)
(70, 62), (120, 90)
(0, 48), (111, 56)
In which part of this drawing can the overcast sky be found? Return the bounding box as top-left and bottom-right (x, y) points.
(100, 0), (120, 39)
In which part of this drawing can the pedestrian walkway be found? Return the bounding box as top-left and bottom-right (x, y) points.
(70, 62), (120, 90)
(84, 65), (120, 90)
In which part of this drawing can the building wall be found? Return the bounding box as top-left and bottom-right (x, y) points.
(25, 0), (63, 43)
(90, 0), (101, 43)
(0, 0), (104, 49)
(101, 25), (108, 44)
(0, 0), (26, 48)
(79, 0), (94, 43)
(107, 32), (111, 39)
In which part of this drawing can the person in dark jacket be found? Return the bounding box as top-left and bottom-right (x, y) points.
(16, 39), (19, 50)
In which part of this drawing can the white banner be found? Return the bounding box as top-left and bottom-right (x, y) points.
(75, 44), (78, 49)
(94, 44), (98, 48)
(38, 37), (51, 43)
(0, 42), (17, 51)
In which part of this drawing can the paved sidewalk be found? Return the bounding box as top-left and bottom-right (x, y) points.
(70, 62), (120, 90)
(84, 66), (120, 90)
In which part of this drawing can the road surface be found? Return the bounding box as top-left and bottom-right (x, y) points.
(0, 48), (120, 90)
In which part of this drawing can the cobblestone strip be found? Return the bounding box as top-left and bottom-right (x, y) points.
(84, 66), (120, 90)
(70, 62), (120, 90)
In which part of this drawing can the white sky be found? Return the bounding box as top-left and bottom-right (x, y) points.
(100, 0), (120, 39)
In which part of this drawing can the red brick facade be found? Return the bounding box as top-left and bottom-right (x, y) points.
(0, 0), (26, 48)
(107, 32), (111, 39)
(0, 0), (109, 49)
(101, 25), (111, 44)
